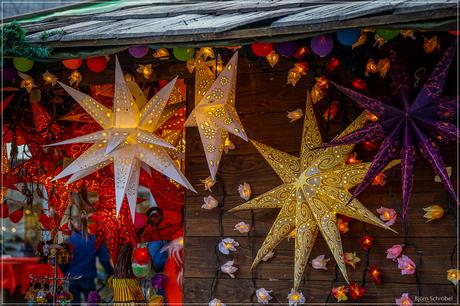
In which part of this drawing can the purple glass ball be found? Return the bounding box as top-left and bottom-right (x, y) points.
(1, 67), (17, 81)
(128, 45), (149, 58)
(87, 291), (101, 305)
(275, 41), (300, 57)
(310, 35), (334, 57)
(151, 273), (168, 290)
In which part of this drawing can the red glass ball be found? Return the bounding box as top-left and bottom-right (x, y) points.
(62, 59), (83, 70)
(132, 247), (150, 264)
(86, 56), (108, 73)
(251, 42), (273, 57)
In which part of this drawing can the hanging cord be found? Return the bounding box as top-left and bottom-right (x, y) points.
(209, 175), (226, 300)
(325, 265), (339, 303)
(248, 210), (257, 302)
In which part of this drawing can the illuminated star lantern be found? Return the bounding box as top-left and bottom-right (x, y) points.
(185, 52), (248, 180)
(48, 57), (196, 220)
(230, 92), (398, 291)
(327, 40), (458, 218)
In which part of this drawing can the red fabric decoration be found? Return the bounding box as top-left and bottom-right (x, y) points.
(62, 59), (83, 70)
(38, 213), (51, 230)
(1, 203), (9, 218)
(9, 208), (23, 223)
(164, 254), (182, 304)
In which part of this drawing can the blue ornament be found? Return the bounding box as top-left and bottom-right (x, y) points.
(336, 29), (361, 46)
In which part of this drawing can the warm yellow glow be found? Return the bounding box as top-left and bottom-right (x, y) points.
(25, 209), (31, 215)
(266, 50), (279, 68)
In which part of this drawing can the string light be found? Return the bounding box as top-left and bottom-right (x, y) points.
(152, 48), (169, 59)
(136, 64), (153, 79)
(287, 62), (308, 86)
(42, 70), (57, 86)
(68, 70), (82, 86)
(199, 47), (215, 60)
(266, 50), (279, 68)
(423, 36), (440, 54)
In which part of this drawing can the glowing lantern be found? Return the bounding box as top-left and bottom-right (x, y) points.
(62, 58), (82, 70)
(86, 56), (108, 73)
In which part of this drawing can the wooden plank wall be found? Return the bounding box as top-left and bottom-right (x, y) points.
(183, 56), (458, 304)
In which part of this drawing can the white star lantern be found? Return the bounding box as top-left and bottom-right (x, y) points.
(48, 57), (195, 220)
(185, 51), (248, 180)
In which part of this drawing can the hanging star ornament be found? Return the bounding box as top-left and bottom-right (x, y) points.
(47, 57), (195, 220)
(185, 51), (248, 180)
(327, 40), (458, 218)
(230, 92), (398, 291)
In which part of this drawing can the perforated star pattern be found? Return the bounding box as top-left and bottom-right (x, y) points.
(230, 92), (398, 290)
(49, 57), (195, 220)
(185, 51), (248, 180)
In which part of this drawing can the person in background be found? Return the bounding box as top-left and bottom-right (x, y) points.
(59, 231), (113, 304)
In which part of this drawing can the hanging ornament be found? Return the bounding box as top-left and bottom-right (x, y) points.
(153, 48), (169, 59)
(310, 35), (333, 57)
(266, 50), (279, 68)
(369, 265), (383, 285)
(287, 62), (308, 87)
(275, 41), (300, 57)
(186, 57), (196, 73)
(326, 57), (340, 72)
(447, 269), (460, 286)
(128, 45), (149, 58)
(344, 252), (361, 269)
(234, 221), (250, 233)
(86, 56), (108, 73)
(68, 70), (82, 86)
(423, 36), (440, 54)
(293, 46), (310, 59)
(327, 41), (458, 218)
(238, 182), (251, 200)
(251, 42), (273, 57)
(136, 64), (153, 79)
(375, 29), (399, 42)
(201, 195), (218, 209)
(286, 108), (304, 123)
(42, 70), (57, 86)
(365, 58), (378, 76)
(13, 57), (34, 72)
(220, 260), (238, 278)
(396, 293), (413, 306)
(287, 289), (305, 305)
(18, 72), (36, 93)
(132, 245), (151, 278)
(255, 288), (273, 304)
(199, 47), (215, 60)
(360, 235), (374, 251)
(185, 52), (248, 180)
(223, 135), (235, 154)
(173, 47), (195, 61)
(62, 58), (82, 70)
(229, 92), (397, 291)
(422, 204), (444, 222)
(352, 32), (368, 49)
(337, 29), (361, 46)
(401, 30), (416, 40)
(311, 76), (329, 104)
(348, 283), (365, 300)
(48, 56), (195, 220)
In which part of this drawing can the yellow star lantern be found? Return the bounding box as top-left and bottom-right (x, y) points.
(230, 92), (398, 290)
(48, 56), (195, 220)
(185, 51), (247, 180)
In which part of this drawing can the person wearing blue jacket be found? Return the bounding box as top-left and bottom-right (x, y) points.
(59, 231), (113, 304)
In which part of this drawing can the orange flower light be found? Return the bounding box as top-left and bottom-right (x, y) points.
(332, 285), (348, 302)
(360, 235), (374, 251)
(423, 36), (440, 54)
(337, 218), (349, 234)
(372, 173), (387, 186)
(369, 265), (383, 285)
(367, 113), (379, 122)
(365, 58), (378, 76)
(348, 283), (365, 300)
(346, 152), (361, 164)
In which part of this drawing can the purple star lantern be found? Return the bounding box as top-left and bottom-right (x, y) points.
(326, 39), (458, 219)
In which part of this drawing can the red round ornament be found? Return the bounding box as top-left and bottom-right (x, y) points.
(251, 42), (274, 57)
(38, 213), (51, 230)
(132, 246), (150, 264)
(62, 59), (83, 70)
(86, 56), (108, 73)
(9, 208), (24, 223)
